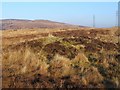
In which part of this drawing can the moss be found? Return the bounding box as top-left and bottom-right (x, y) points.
(60, 40), (73, 48)
(42, 34), (62, 45)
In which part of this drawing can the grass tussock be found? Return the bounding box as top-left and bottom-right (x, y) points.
(49, 54), (74, 78)
(3, 46), (49, 76)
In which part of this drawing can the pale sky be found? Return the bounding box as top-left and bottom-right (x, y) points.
(2, 2), (118, 28)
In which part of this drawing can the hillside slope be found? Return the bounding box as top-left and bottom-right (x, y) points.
(0, 19), (83, 30)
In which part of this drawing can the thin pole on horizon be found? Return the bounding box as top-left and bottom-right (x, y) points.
(93, 14), (95, 28)
(116, 10), (120, 45)
(116, 11), (118, 27)
(116, 9), (120, 44)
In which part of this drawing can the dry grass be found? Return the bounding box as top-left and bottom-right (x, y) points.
(2, 27), (120, 88)
(49, 54), (74, 78)
(3, 46), (49, 76)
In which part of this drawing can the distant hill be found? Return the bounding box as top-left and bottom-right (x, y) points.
(0, 19), (85, 30)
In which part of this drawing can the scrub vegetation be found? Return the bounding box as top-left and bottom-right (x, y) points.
(2, 27), (120, 88)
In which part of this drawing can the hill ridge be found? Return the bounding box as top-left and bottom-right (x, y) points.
(0, 19), (85, 30)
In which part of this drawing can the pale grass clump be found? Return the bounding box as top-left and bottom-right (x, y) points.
(3, 48), (25, 66)
(71, 53), (90, 69)
(3, 47), (49, 76)
(101, 58), (109, 68)
(3, 48), (27, 76)
(70, 53), (103, 86)
(81, 66), (104, 86)
(112, 77), (119, 88)
(22, 48), (49, 75)
(49, 54), (74, 78)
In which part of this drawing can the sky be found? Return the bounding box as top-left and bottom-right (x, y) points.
(2, 2), (118, 28)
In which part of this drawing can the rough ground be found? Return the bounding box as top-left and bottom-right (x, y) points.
(2, 27), (120, 88)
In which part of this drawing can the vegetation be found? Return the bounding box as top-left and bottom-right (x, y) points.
(2, 27), (120, 88)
